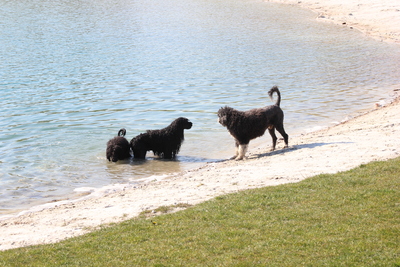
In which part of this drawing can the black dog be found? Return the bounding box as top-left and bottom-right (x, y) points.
(130, 117), (193, 159)
(217, 86), (289, 160)
(106, 128), (131, 162)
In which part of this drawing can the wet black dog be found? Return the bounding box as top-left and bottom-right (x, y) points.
(217, 86), (289, 160)
(130, 117), (193, 159)
(106, 128), (131, 162)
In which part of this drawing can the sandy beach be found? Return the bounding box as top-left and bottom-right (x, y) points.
(268, 0), (400, 43)
(1, 0), (400, 251)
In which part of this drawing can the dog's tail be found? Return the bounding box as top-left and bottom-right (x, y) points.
(118, 128), (127, 137)
(268, 86), (281, 107)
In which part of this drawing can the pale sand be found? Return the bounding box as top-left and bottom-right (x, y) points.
(268, 0), (400, 43)
(1, 0), (400, 251)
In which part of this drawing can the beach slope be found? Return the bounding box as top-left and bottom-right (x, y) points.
(268, 0), (400, 43)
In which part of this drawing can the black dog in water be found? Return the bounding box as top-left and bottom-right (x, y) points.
(130, 117), (193, 159)
(217, 86), (289, 160)
(106, 128), (131, 162)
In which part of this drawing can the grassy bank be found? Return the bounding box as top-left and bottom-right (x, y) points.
(1, 157), (399, 266)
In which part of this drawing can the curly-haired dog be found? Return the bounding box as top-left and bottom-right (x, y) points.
(130, 117), (193, 159)
(218, 86), (289, 160)
(106, 128), (131, 162)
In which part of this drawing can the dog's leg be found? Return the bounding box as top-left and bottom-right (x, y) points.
(230, 141), (240, 160)
(268, 127), (278, 151)
(275, 124), (289, 148)
(133, 150), (147, 159)
(235, 144), (248, 160)
(163, 150), (173, 159)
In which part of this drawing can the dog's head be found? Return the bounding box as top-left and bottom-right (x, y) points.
(174, 117), (193, 130)
(110, 145), (125, 162)
(107, 140), (127, 162)
(217, 106), (233, 127)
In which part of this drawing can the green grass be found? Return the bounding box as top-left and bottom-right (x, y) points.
(1, 157), (399, 266)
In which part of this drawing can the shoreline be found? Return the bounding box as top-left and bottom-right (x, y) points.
(1, 0), (400, 251)
(1, 93), (399, 250)
(267, 0), (400, 44)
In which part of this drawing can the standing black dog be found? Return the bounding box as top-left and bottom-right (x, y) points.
(106, 128), (131, 162)
(217, 86), (289, 160)
(130, 117), (193, 159)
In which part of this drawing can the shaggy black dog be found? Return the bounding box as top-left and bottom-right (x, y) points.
(217, 86), (289, 160)
(130, 117), (193, 159)
(106, 128), (131, 162)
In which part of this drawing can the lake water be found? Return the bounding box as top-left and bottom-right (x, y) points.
(1, 0), (400, 215)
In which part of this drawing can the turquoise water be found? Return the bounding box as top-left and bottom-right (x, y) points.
(1, 0), (400, 215)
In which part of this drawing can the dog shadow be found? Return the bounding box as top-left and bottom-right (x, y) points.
(250, 141), (354, 159)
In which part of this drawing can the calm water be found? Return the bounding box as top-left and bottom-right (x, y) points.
(1, 0), (400, 215)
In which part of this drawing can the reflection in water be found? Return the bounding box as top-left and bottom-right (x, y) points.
(104, 155), (219, 182)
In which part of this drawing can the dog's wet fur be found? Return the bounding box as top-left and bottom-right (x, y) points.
(218, 86), (289, 160)
(130, 117), (193, 159)
(106, 128), (131, 162)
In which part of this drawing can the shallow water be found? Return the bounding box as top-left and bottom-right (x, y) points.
(1, 0), (400, 215)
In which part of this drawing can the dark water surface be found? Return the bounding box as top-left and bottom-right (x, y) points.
(1, 0), (400, 215)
